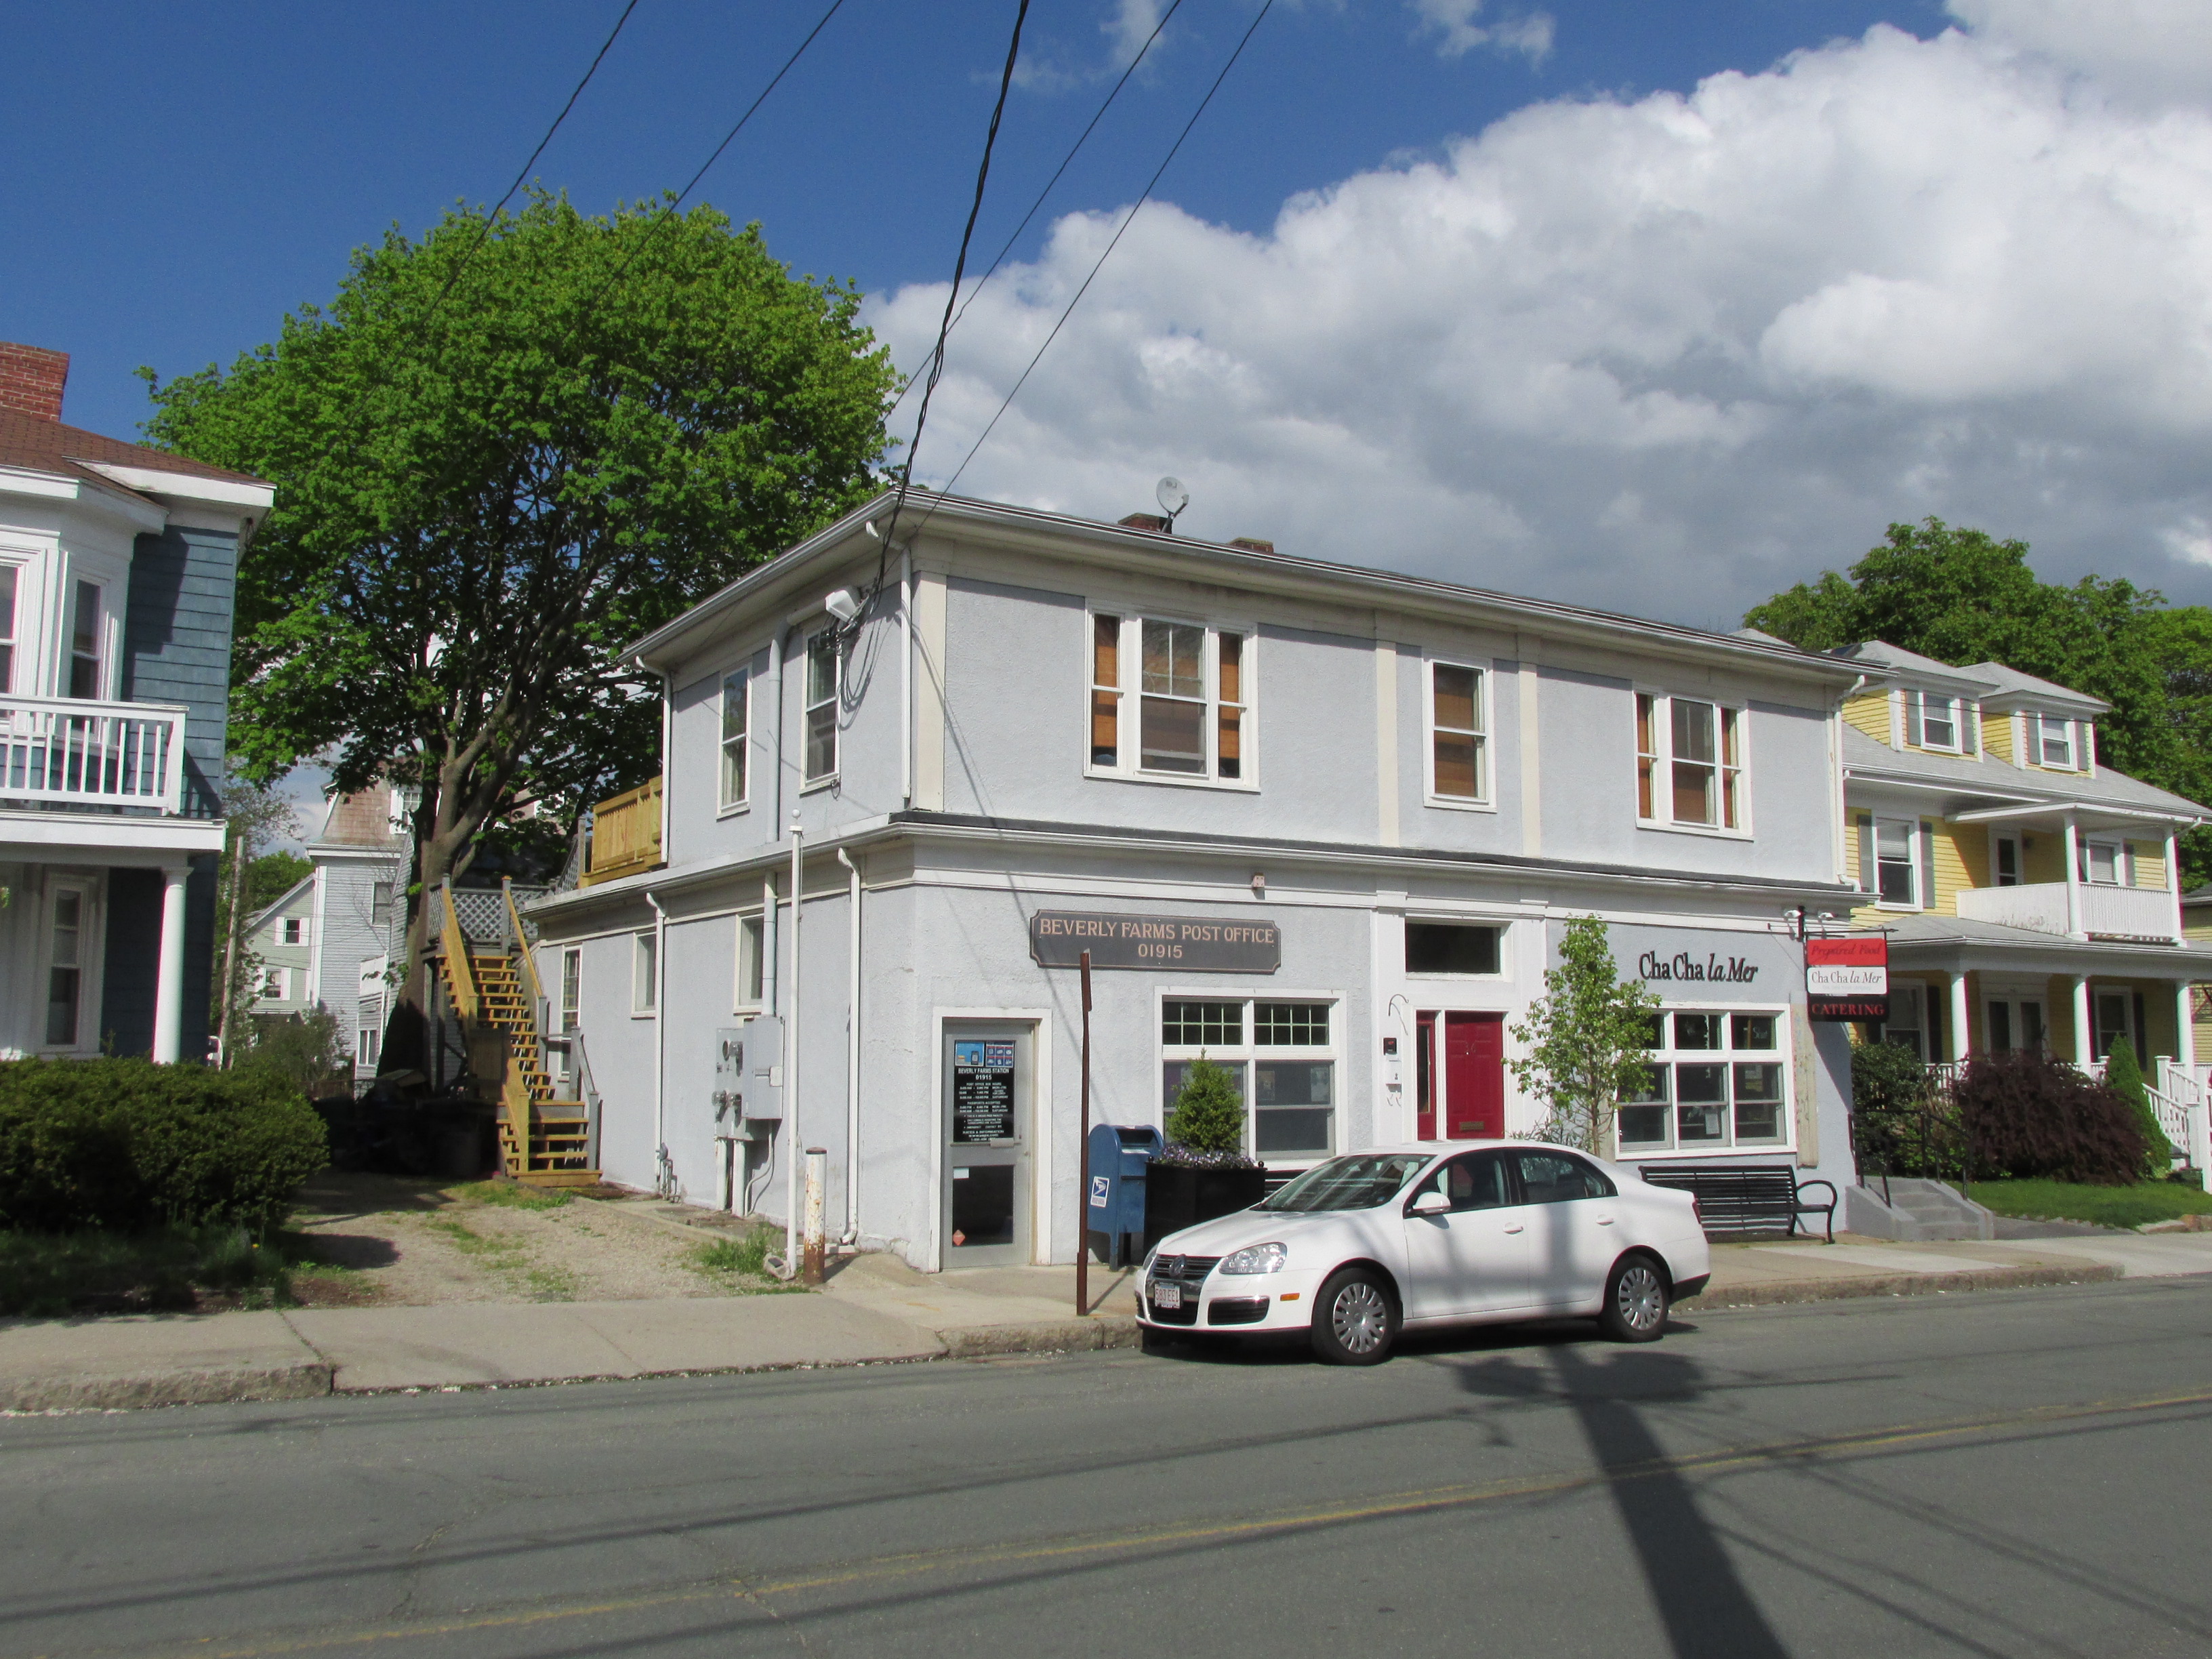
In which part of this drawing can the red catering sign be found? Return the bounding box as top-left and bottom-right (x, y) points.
(1807, 937), (1888, 1022)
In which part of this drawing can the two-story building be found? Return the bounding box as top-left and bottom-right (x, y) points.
(0, 342), (269, 1062)
(1833, 641), (2212, 1085)
(529, 489), (1868, 1269)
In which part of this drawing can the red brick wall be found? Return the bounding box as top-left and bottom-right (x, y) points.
(0, 342), (68, 420)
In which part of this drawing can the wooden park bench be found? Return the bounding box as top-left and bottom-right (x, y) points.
(1637, 1164), (1837, 1243)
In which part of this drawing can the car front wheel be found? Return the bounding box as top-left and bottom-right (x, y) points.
(1310, 1266), (1398, 1366)
(1598, 1252), (1669, 1343)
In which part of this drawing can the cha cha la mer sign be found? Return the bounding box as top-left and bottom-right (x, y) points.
(1806, 936), (1889, 1022)
(1029, 911), (1281, 973)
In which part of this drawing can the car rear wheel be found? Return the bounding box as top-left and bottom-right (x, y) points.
(1309, 1267), (1398, 1366)
(1598, 1252), (1669, 1343)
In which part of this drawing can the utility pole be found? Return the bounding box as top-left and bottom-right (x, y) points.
(213, 820), (251, 1067)
(1076, 949), (1092, 1319)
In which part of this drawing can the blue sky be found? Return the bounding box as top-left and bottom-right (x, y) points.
(9, 1), (1941, 442)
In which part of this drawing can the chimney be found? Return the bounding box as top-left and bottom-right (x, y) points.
(0, 343), (68, 422)
(1229, 537), (1275, 554)
(1118, 512), (1170, 533)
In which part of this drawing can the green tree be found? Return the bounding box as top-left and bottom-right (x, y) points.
(247, 851), (312, 912)
(1745, 517), (2212, 880)
(237, 1008), (352, 1101)
(1507, 917), (1661, 1154)
(211, 773), (298, 1066)
(142, 192), (899, 1068)
(2098, 1042), (2175, 1173)
(1166, 1057), (1248, 1155)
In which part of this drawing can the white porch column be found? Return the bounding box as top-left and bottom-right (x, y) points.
(2062, 816), (2083, 939)
(1949, 970), (1973, 1061)
(2175, 981), (2197, 1072)
(2167, 830), (2184, 943)
(152, 865), (190, 1064)
(2070, 974), (2093, 1069)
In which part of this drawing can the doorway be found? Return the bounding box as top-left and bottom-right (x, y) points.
(1985, 996), (2046, 1054)
(1413, 1011), (1506, 1141)
(942, 1023), (1033, 1267)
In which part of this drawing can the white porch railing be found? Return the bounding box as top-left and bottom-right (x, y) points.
(2154, 1059), (2212, 1190)
(1956, 880), (2177, 941)
(0, 696), (185, 814)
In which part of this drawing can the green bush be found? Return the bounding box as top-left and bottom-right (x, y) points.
(1850, 1040), (1954, 1177)
(2098, 1044), (2175, 1172)
(0, 1059), (327, 1236)
(0, 1224), (290, 1316)
(1166, 1055), (1247, 1156)
(1952, 1050), (2147, 1186)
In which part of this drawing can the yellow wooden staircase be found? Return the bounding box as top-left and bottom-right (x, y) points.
(436, 882), (597, 1187)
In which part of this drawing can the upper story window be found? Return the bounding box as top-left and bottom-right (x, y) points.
(1636, 693), (1744, 832)
(0, 565), (18, 693)
(1426, 661), (1488, 805)
(281, 918), (306, 946)
(1087, 612), (1251, 785)
(719, 668), (750, 808)
(1909, 691), (1969, 753)
(370, 881), (394, 930)
(1994, 834), (2021, 887)
(632, 930), (658, 1015)
(2032, 713), (2076, 770)
(68, 580), (102, 699)
(1860, 813), (1935, 909)
(804, 633), (838, 784)
(2078, 838), (2125, 886)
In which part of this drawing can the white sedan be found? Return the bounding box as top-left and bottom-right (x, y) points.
(1137, 1143), (1711, 1364)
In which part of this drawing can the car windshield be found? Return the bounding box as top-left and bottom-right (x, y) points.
(1257, 1153), (1432, 1212)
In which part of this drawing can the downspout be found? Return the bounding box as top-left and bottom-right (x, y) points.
(774, 813), (804, 1279)
(836, 845), (862, 1244)
(901, 544), (914, 808)
(646, 888), (668, 1190)
(1834, 674), (1866, 889)
(769, 628), (787, 833)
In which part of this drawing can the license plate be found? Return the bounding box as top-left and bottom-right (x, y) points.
(1151, 1282), (1183, 1311)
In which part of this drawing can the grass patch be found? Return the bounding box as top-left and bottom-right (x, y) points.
(1968, 1177), (2212, 1230)
(451, 1181), (572, 1211)
(0, 1225), (291, 1317)
(689, 1224), (807, 1292)
(422, 1214), (576, 1301)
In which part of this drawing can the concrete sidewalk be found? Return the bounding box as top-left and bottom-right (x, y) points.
(4, 1232), (2208, 1412)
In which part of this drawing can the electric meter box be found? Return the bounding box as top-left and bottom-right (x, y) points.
(714, 1017), (783, 1136)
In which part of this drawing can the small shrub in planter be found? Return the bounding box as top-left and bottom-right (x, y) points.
(1951, 1050), (2147, 1187)
(1145, 1057), (1267, 1249)
(0, 1058), (328, 1236)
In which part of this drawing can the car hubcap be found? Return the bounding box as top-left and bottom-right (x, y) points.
(1617, 1265), (1664, 1333)
(1332, 1282), (1387, 1353)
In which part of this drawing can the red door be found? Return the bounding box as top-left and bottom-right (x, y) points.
(1443, 1013), (1505, 1139)
(1415, 1012), (1437, 1139)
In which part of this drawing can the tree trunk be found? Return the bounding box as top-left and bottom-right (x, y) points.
(214, 825), (249, 1067)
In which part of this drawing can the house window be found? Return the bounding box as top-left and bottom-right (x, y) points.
(735, 914), (765, 1010)
(356, 996), (384, 1069)
(259, 966), (287, 1000)
(560, 947), (581, 1031)
(0, 564), (18, 693)
(1635, 693), (1744, 830)
(1406, 922), (1503, 975)
(45, 886), (83, 1046)
(720, 668), (750, 808)
(2078, 840), (2123, 886)
(1616, 1006), (1788, 1153)
(1427, 661), (1487, 803)
(68, 580), (102, 699)
(804, 632), (838, 783)
(370, 881), (394, 929)
(633, 931), (658, 1014)
(1994, 836), (2021, 887)
(1875, 817), (1918, 907)
(1879, 985), (1926, 1059)
(2093, 991), (2131, 1061)
(1088, 613), (1252, 783)
(1912, 691), (1961, 752)
(282, 918), (306, 946)
(1161, 996), (1336, 1160)
(2034, 714), (2075, 769)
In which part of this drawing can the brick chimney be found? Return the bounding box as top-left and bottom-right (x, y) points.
(0, 344), (68, 422)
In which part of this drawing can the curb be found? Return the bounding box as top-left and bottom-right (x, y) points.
(937, 1316), (1143, 1358)
(0, 1361), (333, 1414)
(1677, 1262), (2124, 1311)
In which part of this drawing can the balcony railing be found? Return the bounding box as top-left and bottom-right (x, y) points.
(0, 695), (185, 814)
(1954, 880), (2176, 942)
(581, 776), (663, 887)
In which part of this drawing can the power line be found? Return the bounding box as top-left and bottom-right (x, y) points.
(916, 0), (1274, 525)
(885, 0), (1186, 422)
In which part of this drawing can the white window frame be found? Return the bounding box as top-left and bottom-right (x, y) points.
(2092, 986), (2135, 1062)
(718, 666), (752, 813)
(560, 947), (581, 1032)
(1423, 657), (1492, 811)
(734, 910), (766, 1012)
(1992, 832), (2022, 888)
(1912, 690), (1963, 753)
(65, 576), (106, 701)
(1157, 990), (1338, 1162)
(2078, 838), (2126, 887)
(1083, 607), (1258, 790)
(281, 917), (306, 946)
(1403, 918), (1509, 979)
(1635, 690), (1750, 836)
(1614, 1004), (1793, 1158)
(802, 630), (840, 790)
(2034, 713), (2077, 771)
(632, 930), (658, 1016)
(0, 558), (22, 697)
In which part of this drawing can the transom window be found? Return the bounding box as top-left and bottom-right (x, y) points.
(2034, 714), (2076, 770)
(720, 668), (750, 808)
(1406, 922), (1503, 976)
(1617, 1007), (1788, 1153)
(1087, 613), (1250, 783)
(1427, 661), (1487, 804)
(804, 634), (838, 783)
(1636, 693), (1744, 830)
(1162, 997), (1336, 1159)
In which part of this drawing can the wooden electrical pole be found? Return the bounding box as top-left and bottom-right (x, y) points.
(1076, 949), (1092, 1319)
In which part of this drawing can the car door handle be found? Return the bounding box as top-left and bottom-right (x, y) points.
(1596, 1216), (1616, 1225)
(1503, 1224), (1524, 1234)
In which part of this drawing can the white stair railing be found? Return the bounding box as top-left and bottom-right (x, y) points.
(2154, 1058), (2212, 1190)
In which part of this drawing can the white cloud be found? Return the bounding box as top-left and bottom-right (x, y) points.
(872, 10), (2212, 623)
(1411, 0), (1555, 64)
(1950, 0), (2212, 107)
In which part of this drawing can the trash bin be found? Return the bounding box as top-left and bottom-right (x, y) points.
(1086, 1123), (1164, 1267)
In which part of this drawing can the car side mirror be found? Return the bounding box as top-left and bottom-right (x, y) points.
(1408, 1189), (1450, 1216)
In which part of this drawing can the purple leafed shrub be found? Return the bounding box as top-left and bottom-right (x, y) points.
(1952, 1050), (2148, 1187)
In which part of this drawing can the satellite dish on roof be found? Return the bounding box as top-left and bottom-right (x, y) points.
(1156, 476), (1189, 531)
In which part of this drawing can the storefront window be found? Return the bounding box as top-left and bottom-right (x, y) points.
(1617, 1006), (1790, 1153)
(1162, 996), (1336, 1160)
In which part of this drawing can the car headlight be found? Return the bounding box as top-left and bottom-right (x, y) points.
(1142, 1247), (1159, 1275)
(1219, 1242), (1288, 1275)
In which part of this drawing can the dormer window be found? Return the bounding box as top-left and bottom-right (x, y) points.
(1910, 691), (1963, 752)
(2034, 714), (2075, 769)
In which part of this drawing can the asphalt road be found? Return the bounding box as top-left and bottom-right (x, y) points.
(6, 1279), (2211, 1659)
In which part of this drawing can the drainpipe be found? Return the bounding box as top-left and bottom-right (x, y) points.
(775, 813), (804, 1279)
(646, 888), (668, 1187)
(836, 845), (862, 1244)
(900, 544), (914, 808)
(769, 626), (788, 833)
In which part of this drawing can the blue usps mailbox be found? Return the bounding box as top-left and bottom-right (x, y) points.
(1086, 1123), (1164, 1267)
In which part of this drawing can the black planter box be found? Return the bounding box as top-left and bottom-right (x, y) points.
(1142, 1164), (1269, 1254)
